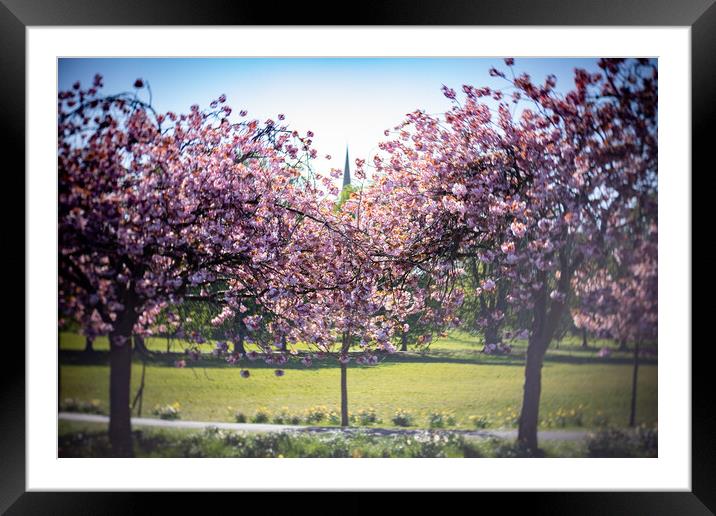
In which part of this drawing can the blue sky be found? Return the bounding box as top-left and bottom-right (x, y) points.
(59, 57), (601, 185)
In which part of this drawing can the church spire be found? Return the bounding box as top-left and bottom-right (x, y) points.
(342, 146), (351, 188)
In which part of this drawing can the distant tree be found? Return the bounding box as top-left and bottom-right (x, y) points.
(572, 207), (657, 426)
(335, 184), (356, 212)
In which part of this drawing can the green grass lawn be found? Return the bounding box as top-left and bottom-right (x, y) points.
(59, 330), (657, 430)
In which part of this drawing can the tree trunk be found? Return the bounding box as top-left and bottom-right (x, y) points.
(400, 331), (408, 352)
(340, 362), (349, 427)
(134, 334), (150, 355)
(84, 335), (94, 353)
(484, 324), (500, 345)
(481, 277), (507, 346)
(518, 278), (548, 451)
(581, 327), (588, 348)
(517, 339), (546, 451)
(279, 334), (287, 352)
(629, 341), (640, 427)
(234, 321), (246, 355)
(109, 333), (133, 457)
(340, 331), (350, 427)
(618, 338), (628, 352)
(517, 252), (577, 451)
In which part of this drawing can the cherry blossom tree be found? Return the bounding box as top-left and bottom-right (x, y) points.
(372, 58), (657, 450)
(59, 77), (331, 455)
(249, 178), (462, 426)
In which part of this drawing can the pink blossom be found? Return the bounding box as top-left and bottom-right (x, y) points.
(451, 183), (467, 197)
(510, 221), (527, 238)
(441, 85), (457, 99)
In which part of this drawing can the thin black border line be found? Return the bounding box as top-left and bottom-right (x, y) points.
(2, 1), (710, 513)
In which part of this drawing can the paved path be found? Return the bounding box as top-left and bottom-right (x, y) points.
(59, 412), (590, 441)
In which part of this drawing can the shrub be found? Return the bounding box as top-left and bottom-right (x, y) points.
(203, 425), (223, 437)
(391, 409), (415, 427)
(427, 410), (457, 429)
(240, 432), (293, 458)
(634, 424), (658, 456)
(271, 407), (291, 425)
(586, 426), (658, 458)
(327, 410), (341, 425)
(586, 428), (636, 457)
(499, 408), (520, 427)
(152, 402), (181, 420)
(469, 415), (490, 429)
(57, 428), (485, 458)
(271, 407), (301, 425)
(62, 426), (649, 458)
(251, 407), (271, 424)
(355, 407), (381, 426)
(542, 407), (584, 428)
(234, 412), (247, 423)
(410, 431), (464, 458)
(304, 405), (329, 424)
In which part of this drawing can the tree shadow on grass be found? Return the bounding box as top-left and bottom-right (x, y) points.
(541, 354), (657, 366)
(59, 348), (656, 371)
(58, 349), (523, 369)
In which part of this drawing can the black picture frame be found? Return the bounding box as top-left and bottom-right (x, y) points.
(1, 0), (709, 513)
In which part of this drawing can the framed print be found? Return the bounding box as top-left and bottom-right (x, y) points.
(2, 0), (710, 513)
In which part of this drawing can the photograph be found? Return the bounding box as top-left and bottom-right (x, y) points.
(57, 56), (659, 460)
